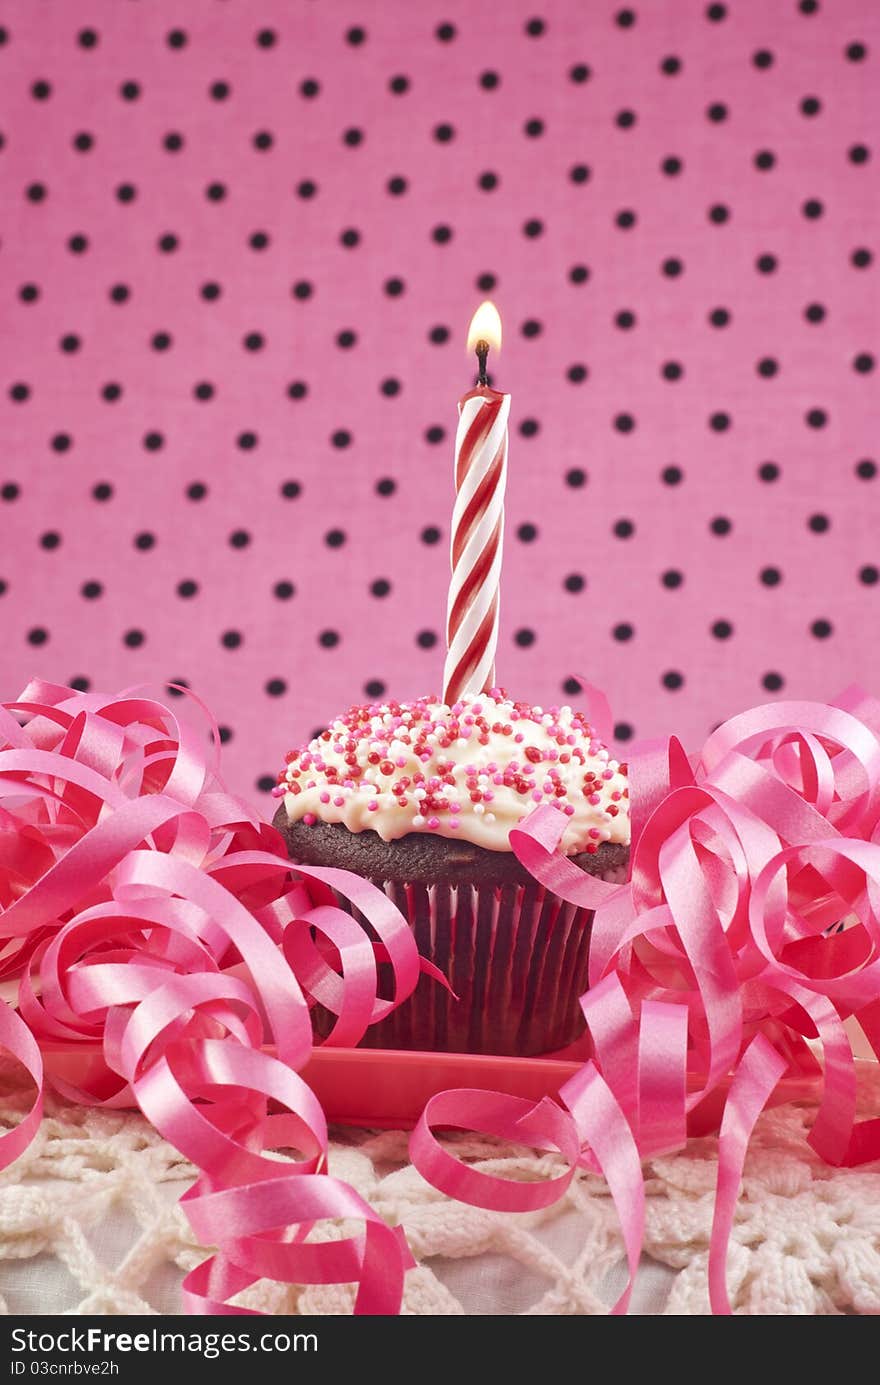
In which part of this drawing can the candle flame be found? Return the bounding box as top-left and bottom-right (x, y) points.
(466, 301), (502, 355)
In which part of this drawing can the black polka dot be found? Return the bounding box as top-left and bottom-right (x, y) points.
(566, 468), (587, 488)
(421, 525), (441, 544)
(709, 307), (730, 328)
(662, 570), (683, 589)
(662, 361), (684, 381)
(802, 198), (824, 219)
(804, 302), (826, 323)
(416, 630), (437, 649)
(40, 531), (61, 550)
(201, 282), (222, 301)
(265, 678), (287, 697)
(124, 629), (144, 648)
(569, 265), (590, 284)
(435, 22), (456, 41)
(760, 567), (782, 586)
(274, 581), (295, 600)
(27, 627), (47, 646)
(256, 776), (276, 794)
(616, 110), (636, 129)
(9, 384), (30, 403)
(194, 382), (215, 402)
(229, 530), (251, 548)
(522, 319), (543, 339)
(846, 42), (867, 62)
(92, 483), (113, 502)
(612, 622), (634, 642)
(78, 28), (99, 48)
(568, 364), (587, 383)
(254, 130), (274, 149)
(801, 96), (821, 117)
(256, 28), (276, 48)
(292, 280), (313, 300)
(806, 408), (828, 428)
(434, 124), (455, 144)
(221, 630), (242, 649)
(711, 619), (733, 639)
(325, 528), (346, 548)
(763, 672), (784, 692)
(389, 75), (409, 94)
(564, 573), (585, 593)
(480, 71), (499, 90)
(662, 466), (683, 486)
(710, 516), (732, 535)
(613, 518), (635, 538)
(756, 254), (778, 274)
(614, 413), (635, 433)
(614, 722), (634, 742)
(237, 431), (258, 451)
(187, 482), (208, 501)
(753, 49), (774, 69)
(166, 680), (188, 699)
(287, 382), (307, 401)
(134, 532), (155, 551)
(343, 128), (363, 147)
(854, 352), (875, 373)
(523, 217), (544, 236)
(319, 630), (340, 648)
(661, 56), (681, 75)
(429, 325), (450, 345)
(569, 64), (591, 83)
(20, 284), (40, 303)
(662, 671), (684, 690)
(177, 580), (198, 598)
(562, 677), (582, 697)
(376, 477), (396, 496)
(218, 726), (233, 744)
(706, 3), (726, 19)
(346, 26), (367, 45)
(120, 81), (141, 101)
(849, 145), (870, 165)
(81, 581), (102, 600)
(524, 118), (544, 137)
(811, 619), (833, 638)
(852, 248), (873, 268)
(662, 156), (683, 176)
(514, 628), (536, 648)
(249, 232), (269, 251)
(31, 81), (51, 100)
(808, 513), (830, 532)
(210, 81), (230, 101)
(336, 330), (357, 348)
(754, 150), (776, 171)
(859, 565), (879, 586)
(243, 332), (264, 351)
(756, 357), (779, 378)
(616, 209), (636, 229)
(2, 483), (20, 501)
(167, 29), (188, 49)
(331, 429), (352, 449)
(370, 578), (391, 598)
(102, 383), (121, 401)
(69, 677), (90, 692)
(707, 103), (728, 123)
(517, 522), (538, 543)
(709, 411), (731, 431)
(364, 680), (386, 699)
(856, 459), (876, 479)
(662, 257), (683, 277)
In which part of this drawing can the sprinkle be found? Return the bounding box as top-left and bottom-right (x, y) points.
(333, 795), (345, 807)
(303, 813), (317, 826)
(412, 814), (425, 827)
(319, 791), (331, 804)
(367, 800), (379, 811)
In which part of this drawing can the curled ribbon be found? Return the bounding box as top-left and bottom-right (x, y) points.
(410, 688), (880, 1314)
(0, 679), (440, 1314)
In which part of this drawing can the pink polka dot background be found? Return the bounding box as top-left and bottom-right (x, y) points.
(0, 0), (877, 802)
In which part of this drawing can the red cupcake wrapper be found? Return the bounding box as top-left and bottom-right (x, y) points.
(317, 869), (626, 1056)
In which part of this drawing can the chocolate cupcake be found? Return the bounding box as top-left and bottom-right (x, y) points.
(272, 689), (629, 1056)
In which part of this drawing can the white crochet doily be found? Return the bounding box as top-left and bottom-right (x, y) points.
(1, 1068), (879, 1316)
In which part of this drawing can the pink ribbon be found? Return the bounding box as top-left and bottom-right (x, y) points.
(410, 691), (880, 1314)
(0, 680), (436, 1314)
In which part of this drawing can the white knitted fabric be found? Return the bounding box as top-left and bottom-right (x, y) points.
(0, 1068), (879, 1316)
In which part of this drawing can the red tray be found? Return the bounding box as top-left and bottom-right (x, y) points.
(39, 1039), (826, 1131)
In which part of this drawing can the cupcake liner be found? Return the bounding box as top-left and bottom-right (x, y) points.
(314, 866), (626, 1056)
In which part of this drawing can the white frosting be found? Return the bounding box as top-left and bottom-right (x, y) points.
(277, 691), (629, 856)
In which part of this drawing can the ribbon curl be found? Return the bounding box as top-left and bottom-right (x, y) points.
(411, 688), (880, 1314)
(0, 679), (436, 1314)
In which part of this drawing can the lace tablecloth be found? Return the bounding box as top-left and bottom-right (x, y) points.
(1, 1072), (879, 1316)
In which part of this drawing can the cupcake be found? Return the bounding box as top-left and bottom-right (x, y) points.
(272, 688), (629, 1056)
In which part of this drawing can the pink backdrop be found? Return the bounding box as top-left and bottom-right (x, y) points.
(0, 0), (877, 801)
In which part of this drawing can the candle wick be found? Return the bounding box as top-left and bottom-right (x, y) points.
(475, 340), (490, 387)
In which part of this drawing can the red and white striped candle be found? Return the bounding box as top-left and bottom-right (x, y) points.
(442, 302), (511, 706)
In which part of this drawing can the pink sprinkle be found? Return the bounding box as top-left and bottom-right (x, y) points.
(589, 827), (601, 839)
(449, 819), (460, 831)
(563, 804), (575, 816)
(603, 769), (614, 780)
(319, 791), (331, 804)
(368, 800), (379, 811)
(271, 784), (285, 798)
(588, 792), (601, 805)
(611, 790), (622, 801)
(333, 795), (345, 807)
(566, 734), (576, 745)
(303, 813), (317, 826)
(483, 791), (494, 802)
(396, 756), (407, 767)
(543, 780), (554, 792)
(514, 733), (524, 743)
(427, 816), (440, 829)
(531, 790), (543, 802)
(493, 773), (504, 785)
